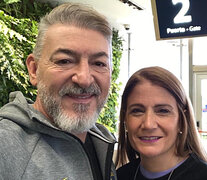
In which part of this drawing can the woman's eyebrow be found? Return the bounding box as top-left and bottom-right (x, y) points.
(154, 104), (173, 109)
(128, 104), (144, 109)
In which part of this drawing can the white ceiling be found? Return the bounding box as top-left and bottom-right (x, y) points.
(39, 0), (152, 30)
(128, 0), (151, 10)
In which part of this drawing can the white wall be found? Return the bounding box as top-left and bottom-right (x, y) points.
(117, 6), (190, 97)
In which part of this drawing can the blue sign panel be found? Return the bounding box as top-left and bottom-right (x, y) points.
(151, 0), (207, 40)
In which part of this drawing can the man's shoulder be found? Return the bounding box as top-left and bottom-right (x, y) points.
(0, 91), (33, 114)
(0, 118), (37, 176)
(0, 117), (23, 137)
(0, 117), (36, 144)
(0, 117), (40, 158)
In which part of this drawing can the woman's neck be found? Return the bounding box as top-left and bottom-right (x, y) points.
(140, 154), (188, 172)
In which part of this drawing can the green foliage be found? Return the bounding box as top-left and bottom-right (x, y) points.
(0, 0), (123, 132)
(0, 0), (52, 20)
(0, 10), (36, 106)
(0, 0), (52, 106)
(98, 30), (123, 132)
(3, 0), (21, 4)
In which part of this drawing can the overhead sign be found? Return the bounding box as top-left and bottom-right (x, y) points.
(151, 0), (207, 40)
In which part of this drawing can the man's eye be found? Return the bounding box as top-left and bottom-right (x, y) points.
(91, 61), (109, 73)
(56, 59), (72, 65)
(94, 61), (107, 67)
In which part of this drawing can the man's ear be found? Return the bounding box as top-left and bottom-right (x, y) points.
(26, 54), (38, 87)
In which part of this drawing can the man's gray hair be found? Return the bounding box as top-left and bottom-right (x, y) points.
(33, 3), (112, 60)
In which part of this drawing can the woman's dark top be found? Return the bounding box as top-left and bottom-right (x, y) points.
(117, 153), (207, 180)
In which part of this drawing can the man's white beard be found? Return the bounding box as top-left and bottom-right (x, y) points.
(37, 81), (105, 134)
(54, 103), (99, 134)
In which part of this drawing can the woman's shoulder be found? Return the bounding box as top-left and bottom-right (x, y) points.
(178, 153), (207, 172)
(173, 153), (207, 179)
(189, 153), (207, 167)
(117, 158), (140, 180)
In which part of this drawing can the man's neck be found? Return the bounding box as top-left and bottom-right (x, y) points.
(73, 132), (87, 143)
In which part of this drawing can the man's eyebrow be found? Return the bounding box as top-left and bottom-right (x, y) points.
(49, 48), (78, 61)
(89, 51), (109, 59)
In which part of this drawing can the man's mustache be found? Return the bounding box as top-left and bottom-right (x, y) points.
(59, 83), (101, 97)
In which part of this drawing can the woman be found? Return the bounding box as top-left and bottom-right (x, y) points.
(115, 66), (207, 180)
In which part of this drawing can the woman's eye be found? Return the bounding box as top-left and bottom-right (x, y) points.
(157, 108), (170, 114)
(130, 108), (144, 114)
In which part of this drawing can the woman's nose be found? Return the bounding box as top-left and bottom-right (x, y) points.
(141, 110), (158, 129)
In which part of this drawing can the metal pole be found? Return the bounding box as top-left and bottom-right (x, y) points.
(128, 32), (131, 77)
(180, 39), (183, 80)
(188, 38), (193, 102)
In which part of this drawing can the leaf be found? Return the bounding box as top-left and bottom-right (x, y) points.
(3, 0), (21, 4)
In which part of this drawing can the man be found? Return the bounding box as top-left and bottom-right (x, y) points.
(0, 3), (117, 180)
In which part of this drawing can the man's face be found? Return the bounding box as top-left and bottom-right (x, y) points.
(29, 24), (111, 133)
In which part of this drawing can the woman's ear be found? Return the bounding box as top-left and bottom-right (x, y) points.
(26, 54), (38, 87)
(124, 121), (128, 133)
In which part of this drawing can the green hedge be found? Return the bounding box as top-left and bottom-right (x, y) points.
(0, 0), (123, 132)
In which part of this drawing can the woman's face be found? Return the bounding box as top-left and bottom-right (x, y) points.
(125, 80), (180, 161)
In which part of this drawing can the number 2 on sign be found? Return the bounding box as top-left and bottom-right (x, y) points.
(172, 0), (192, 24)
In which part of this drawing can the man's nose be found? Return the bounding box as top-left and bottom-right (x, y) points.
(141, 110), (157, 129)
(71, 60), (94, 88)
